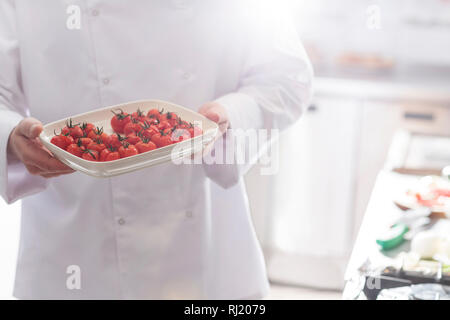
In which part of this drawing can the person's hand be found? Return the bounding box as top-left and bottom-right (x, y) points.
(198, 101), (229, 138)
(197, 102), (230, 156)
(7, 117), (74, 178)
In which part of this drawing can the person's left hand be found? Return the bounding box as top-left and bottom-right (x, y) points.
(197, 101), (230, 156)
(198, 101), (229, 136)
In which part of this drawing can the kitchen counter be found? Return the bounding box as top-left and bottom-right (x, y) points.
(342, 170), (424, 299)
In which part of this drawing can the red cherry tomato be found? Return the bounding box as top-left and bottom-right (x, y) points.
(99, 147), (120, 161)
(147, 108), (162, 119)
(151, 132), (172, 148)
(118, 143), (138, 158)
(78, 137), (93, 147)
(51, 133), (74, 150)
(105, 133), (127, 148)
(131, 109), (146, 122)
(69, 126), (83, 139)
(125, 133), (141, 145)
(105, 152), (120, 161)
(87, 127), (108, 141)
(140, 122), (159, 139)
(123, 120), (142, 136)
(61, 118), (83, 139)
(81, 122), (95, 136)
(110, 109), (131, 133)
(100, 148), (109, 161)
(66, 143), (84, 157)
(87, 140), (106, 153)
(143, 117), (159, 126)
(135, 140), (156, 153)
(176, 120), (190, 130)
(165, 112), (179, 127)
(157, 120), (171, 130)
(51, 135), (66, 149)
(150, 132), (161, 147)
(82, 149), (99, 161)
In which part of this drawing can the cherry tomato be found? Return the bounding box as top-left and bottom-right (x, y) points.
(100, 148), (109, 161)
(151, 132), (172, 148)
(105, 152), (120, 161)
(99, 147), (120, 161)
(70, 126), (83, 139)
(51, 135), (67, 149)
(66, 143), (84, 157)
(125, 133), (141, 145)
(87, 140), (106, 153)
(62, 119), (83, 139)
(82, 149), (99, 161)
(61, 127), (70, 136)
(87, 127), (108, 141)
(110, 109), (131, 133)
(78, 137), (93, 147)
(176, 119), (190, 129)
(81, 122), (95, 135)
(140, 122), (159, 139)
(118, 143), (138, 158)
(162, 127), (175, 136)
(143, 117), (159, 126)
(131, 109), (146, 122)
(51, 133), (74, 150)
(105, 133), (126, 149)
(150, 132), (161, 147)
(157, 120), (171, 131)
(123, 120), (142, 136)
(147, 108), (162, 119)
(63, 134), (75, 146)
(165, 112), (179, 127)
(135, 140), (156, 153)
(158, 135), (173, 147)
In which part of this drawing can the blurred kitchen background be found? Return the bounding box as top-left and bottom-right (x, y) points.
(1, 0), (450, 299)
(244, 0), (450, 299)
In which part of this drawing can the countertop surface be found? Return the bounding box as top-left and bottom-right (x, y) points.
(342, 170), (423, 299)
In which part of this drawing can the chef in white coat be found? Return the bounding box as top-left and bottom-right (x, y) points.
(0, 0), (312, 299)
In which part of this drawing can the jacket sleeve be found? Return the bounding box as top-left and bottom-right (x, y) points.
(0, 0), (48, 204)
(203, 1), (313, 188)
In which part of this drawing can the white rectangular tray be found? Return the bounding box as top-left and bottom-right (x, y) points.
(39, 99), (218, 178)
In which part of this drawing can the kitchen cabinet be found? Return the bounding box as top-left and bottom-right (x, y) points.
(246, 95), (362, 289)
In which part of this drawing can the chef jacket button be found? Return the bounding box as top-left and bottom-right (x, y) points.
(92, 9), (100, 17)
(102, 78), (110, 85)
(118, 218), (125, 225)
(185, 210), (193, 218)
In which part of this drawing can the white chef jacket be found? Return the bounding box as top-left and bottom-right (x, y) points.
(0, 0), (312, 299)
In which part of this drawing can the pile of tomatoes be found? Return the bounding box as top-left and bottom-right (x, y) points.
(50, 108), (202, 161)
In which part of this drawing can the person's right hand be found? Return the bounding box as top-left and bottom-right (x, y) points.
(7, 117), (74, 178)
